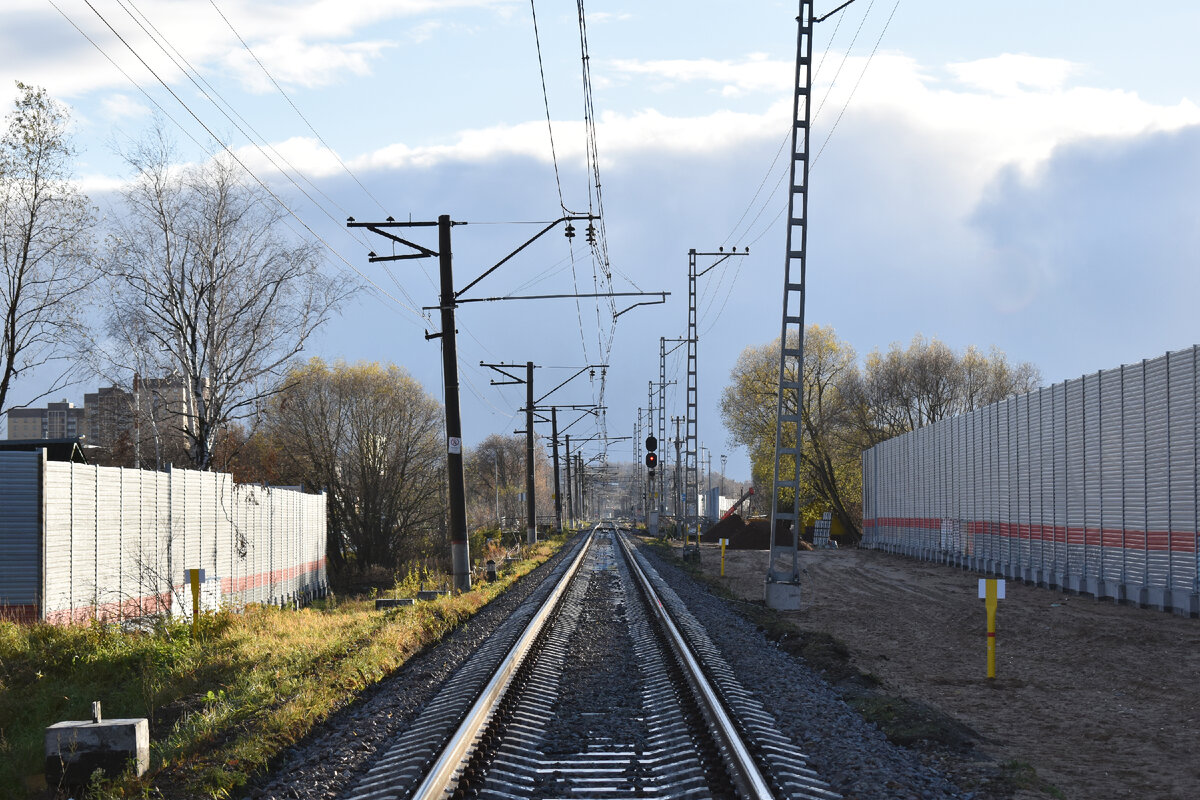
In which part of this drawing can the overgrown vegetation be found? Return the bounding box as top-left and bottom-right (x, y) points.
(0, 538), (561, 799)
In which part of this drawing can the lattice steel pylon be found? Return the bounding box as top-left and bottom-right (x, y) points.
(685, 249), (746, 549)
(767, 0), (814, 600)
(659, 336), (684, 518)
(685, 250), (701, 549)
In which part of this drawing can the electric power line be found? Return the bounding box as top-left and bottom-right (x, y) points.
(60, 0), (428, 323)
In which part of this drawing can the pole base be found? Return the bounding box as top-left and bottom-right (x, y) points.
(765, 580), (802, 610)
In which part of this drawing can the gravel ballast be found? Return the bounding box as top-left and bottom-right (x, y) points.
(244, 540), (581, 800)
(245, 534), (972, 800)
(633, 541), (971, 800)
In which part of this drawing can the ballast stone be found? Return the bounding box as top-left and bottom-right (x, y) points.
(45, 717), (149, 786)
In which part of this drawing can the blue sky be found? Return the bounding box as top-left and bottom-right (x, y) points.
(4, 0), (1200, 481)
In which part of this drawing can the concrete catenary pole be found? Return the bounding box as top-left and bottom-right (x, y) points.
(525, 361), (536, 544)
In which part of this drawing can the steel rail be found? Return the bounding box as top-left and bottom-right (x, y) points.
(616, 530), (778, 800)
(407, 529), (597, 800)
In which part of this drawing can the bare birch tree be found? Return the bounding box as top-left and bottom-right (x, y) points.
(0, 83), (95, 423)
(100, 127), (340, 469)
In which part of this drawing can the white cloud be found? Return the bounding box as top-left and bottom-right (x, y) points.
(99, 93), (151, 122)
(233, 136), (346, 178)
(0, 0), (505, 98)
(223, 38), (394, 92)
(337, 50), (1199, 193)
(814, 52), (1200, 186)
(609, 54), (791, 97)
(350, 100), (795, 173)
(946, 53), (1079, 96)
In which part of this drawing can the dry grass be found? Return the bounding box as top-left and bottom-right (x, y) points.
(0, 538), (561, 799)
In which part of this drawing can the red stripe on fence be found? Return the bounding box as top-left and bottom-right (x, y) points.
(863, 517), (1198, 553)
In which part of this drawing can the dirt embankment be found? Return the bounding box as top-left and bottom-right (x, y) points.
(684, 544), (1200, 800)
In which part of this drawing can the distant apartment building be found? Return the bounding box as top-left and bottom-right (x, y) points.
(85, 376), (201, 451)
(6, 400), (86, 440)
(7, 377), (205, 470)
(84, 386), (135, 448)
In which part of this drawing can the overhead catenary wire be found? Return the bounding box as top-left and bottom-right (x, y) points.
(113, 0), (426, 309)
(720, 0), (850, 251)
(813, 0), (902, 164)
(207, 0), (390, 217)
(727, 0), (902, 258)
(698, 2), (864, 339)
(529, 0), (570, 214)
(52, 0), (428, 326)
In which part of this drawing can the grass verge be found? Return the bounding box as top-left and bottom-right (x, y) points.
(0, 538), (562, 799)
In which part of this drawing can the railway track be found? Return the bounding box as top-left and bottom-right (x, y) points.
(344, 526), (838, 800)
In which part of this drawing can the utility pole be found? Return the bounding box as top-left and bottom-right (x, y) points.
(565, 433), (573, 529)
(551, 407), (561, 534)
(660, 336), (685, 517)
(350, 212), (635, 582)
(484, 361), (605, 539)
(525, 362), (535, 544)
(720, 453), (728, 506)
(480, 360), (540, 544)
(545, 404), (601, 531)
(766, 0), (845, 608)
(635, 407), (643, 518)
(493, 456), (501, 529)
(575, 452), (584, 521)
(647, 380), (657, 529)
(685, 248), (747, 549)
(437, 215), (470, 588)
(672, 415), (683, 532)
(348, 214), (472, 591)
(702, 446), (712, 522)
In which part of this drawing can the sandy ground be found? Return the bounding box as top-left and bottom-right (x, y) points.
(685, 543), (1200, 800)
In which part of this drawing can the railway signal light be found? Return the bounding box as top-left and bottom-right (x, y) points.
(645, 451), (658, 470)
(646, 434), (657, 453)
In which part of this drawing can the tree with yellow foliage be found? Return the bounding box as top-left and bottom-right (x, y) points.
(721, 325), (863, 541)
(721, 326), (1040, 544)
(267, 358), (444, 573)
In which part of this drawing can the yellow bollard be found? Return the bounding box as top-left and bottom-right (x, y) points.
(188, 568), (204, 638)
(978, 578), (1005, 678)
(719, 538), (728, 576)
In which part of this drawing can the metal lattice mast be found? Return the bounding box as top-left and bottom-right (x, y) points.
(658, 339), (668, 515)
(685, 250), (701, 546)
(635, 408), (643, 517)
(768, 0), (814, 584)
(647, 382), (655, 516)
(659, 336), (685, 515)
(684, 248), (744, 546)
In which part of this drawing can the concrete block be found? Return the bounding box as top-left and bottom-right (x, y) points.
(374, 598), (415, 610)
(45, 718), (148, 786)
(764, 580), (802, 611)
(1184, 593), (1200, 617)
(416, 590), (450, 601)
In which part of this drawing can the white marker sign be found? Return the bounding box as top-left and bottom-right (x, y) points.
(448, 436), (462, 454)
(977, 578), (1006, 599)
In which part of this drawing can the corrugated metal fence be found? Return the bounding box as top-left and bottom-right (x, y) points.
(862, 346), (1200, 616)
(0, 451), (327, 623)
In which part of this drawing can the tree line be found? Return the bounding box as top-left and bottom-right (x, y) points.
(720, 326), (1040, 543)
